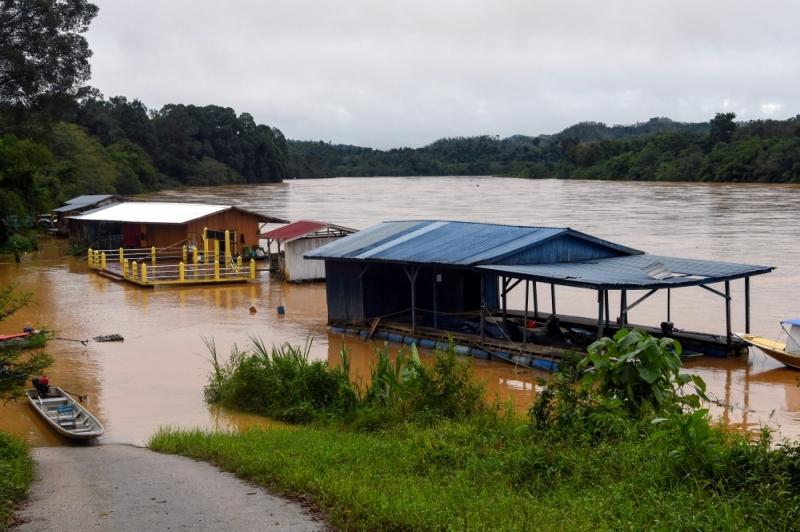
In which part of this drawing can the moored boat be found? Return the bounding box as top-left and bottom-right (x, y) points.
(26, 378), (104, 440)
(738, 319), (800, 370)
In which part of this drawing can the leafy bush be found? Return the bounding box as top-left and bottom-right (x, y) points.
(0, 432), (33, 529)
(205, 337), (356, 423)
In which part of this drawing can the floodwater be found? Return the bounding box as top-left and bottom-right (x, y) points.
(2, 176), (800, 445)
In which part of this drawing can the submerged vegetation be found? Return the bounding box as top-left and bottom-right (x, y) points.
(0, 432), (33, 530)
(151, 330), (800, 530)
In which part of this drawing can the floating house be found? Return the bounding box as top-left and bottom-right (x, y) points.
(261, 220), (356, 282)
(69, 201), (286, 250)
(306, 220), (774, 365)
(51, 195), (126, 236)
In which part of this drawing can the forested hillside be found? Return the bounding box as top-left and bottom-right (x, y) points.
(0, 0), (288, 248)
(288, 114), (800, 182)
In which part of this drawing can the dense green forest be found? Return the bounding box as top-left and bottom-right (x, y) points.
(288, 113), (800, 182)
(0, 0), (288, 247)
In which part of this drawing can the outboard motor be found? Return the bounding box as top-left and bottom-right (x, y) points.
(660, 321), (675, 337)
(32, 375), (50, 396)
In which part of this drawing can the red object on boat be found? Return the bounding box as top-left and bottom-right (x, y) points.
(0, 332), (30, 342)
(39, 375), (49, 386)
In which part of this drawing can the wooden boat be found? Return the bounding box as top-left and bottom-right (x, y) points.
(0, 330), (49, 351)
(738, 320), (800, 370)
(25, 386), (104, 440)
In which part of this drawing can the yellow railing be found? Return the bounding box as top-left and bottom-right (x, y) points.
(87, 246), (257, 287)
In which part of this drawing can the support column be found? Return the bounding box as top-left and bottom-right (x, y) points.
(604, 291), (610, 328)
(597, 289), (605, 339)
(550, 283), (556, 316)
(744, 277), (751, 334)
(432, 270), (438, 329)
(620, 290), (627, 327)
(501, 277), (508, 324)
(404, 266), (420, 332)
(523, 280), (529, 348)
(667, 288), (671, 322)
(533, 281), (539, 318)
(725, 280), (732, 346)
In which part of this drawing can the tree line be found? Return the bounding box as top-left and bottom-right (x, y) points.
(0, 0), (288, 247)
(288, 113), (800, 182)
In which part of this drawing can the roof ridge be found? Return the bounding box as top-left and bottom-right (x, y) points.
(381, 219), (569, 230)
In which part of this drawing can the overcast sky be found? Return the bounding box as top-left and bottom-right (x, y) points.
(86, 0), (799, 149)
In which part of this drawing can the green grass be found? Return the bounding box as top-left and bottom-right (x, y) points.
(150, 419), (800, 531)
(0, 432), (34, 531)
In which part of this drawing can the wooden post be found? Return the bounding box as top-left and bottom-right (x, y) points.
(404, 265), (419, 332)
(214, 260), (220, 281)
(604, 290), (610, 327)
(203, 227), (209, 264)
(224, 230), (231, 266)
(725, 280), (732, 346)
(132, 261), (138, 280)
(501, 277), (508, 324)
(87, 248), (93, 267)
(533, 281), (539, 318)
(744, 277), (751, 334)
(179, 262), (185, 282)
(236, 255), (243, 273)
(550, 283), (556, 316)
(250, 259), (256, 280)
(141, 263), (148, 284)
(479, 275), (486, 345)
(100, 252), (106, 270)
(182, 245), (188, 263)
(214, 239), (219, 265)
(620, 290), (627, 327)
(151, 246), (156, 267)
(523, 280), (529, 348)
(123, 259), (129, 278)
(119, 247), (124, 266)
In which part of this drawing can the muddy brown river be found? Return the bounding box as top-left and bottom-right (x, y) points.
(2, 177), (799, 445)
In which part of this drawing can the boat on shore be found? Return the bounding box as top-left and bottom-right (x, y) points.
(738, 319), (800, 370)
(0, 329), (49, 351)
(26, 379), (104, 440)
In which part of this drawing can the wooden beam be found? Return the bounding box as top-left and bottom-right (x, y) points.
(551, 283), (556, 316)
(744, 277), (751, 334)
(597, 290), (605, 339)
(523, 280), (529, 348)
(533, 281), (539, 318)
(725, 280), (732, 346)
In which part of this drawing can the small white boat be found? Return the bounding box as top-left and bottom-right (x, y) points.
(26, 386), (104, 440)
(737, 319), (800, 370)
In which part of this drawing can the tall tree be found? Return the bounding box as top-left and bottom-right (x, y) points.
(709, 112), (737, 145)
(0, 0), (98, 124)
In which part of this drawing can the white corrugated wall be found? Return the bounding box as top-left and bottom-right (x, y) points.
(284, 237), (340, 281)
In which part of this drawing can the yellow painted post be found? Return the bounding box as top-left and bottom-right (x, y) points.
(119, 247), (124, 266)
(203, 227), (208, 264)
(214, 260), (220, 281)
(100, 252), (107, 270)
(224, 230), (231, 266)
(132, 261), (138, 281)
(179, 262), (185, 282)
(236, 256), (242, 273)
(214, 239), (220, 265)
(250, 259), (256, 280)
(87, 248), (93, 267)
(124, 259), (129, 278)
(182, 245), (188, 263)
(151, 246), (156, 267)
(141, 263), (148, 284)
(94, 250), (100, 267)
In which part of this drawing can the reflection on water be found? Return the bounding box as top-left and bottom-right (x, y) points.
(2, 177), (800, 445)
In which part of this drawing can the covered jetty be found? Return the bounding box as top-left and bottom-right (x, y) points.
(306, 220), (774, 365)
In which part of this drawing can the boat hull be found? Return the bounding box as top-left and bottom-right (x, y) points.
(26, 387), (104, 440)
(737, 334), (800, 370)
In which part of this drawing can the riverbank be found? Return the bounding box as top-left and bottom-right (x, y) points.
(0, 433), (33, 531)
(150, 333), (800, 531)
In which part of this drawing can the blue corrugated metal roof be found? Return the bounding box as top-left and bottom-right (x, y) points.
(479, 255), (774, 289)
(305, 220), (640, 266)
(52, 195), (120, 213)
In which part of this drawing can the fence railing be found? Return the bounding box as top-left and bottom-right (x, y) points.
(86, 245), (256, 286)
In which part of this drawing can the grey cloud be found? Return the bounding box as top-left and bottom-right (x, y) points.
(87, 0), (800, 148)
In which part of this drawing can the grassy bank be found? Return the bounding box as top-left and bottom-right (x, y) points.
(0, 433), (34, 531)
(151, 332), (800, 530)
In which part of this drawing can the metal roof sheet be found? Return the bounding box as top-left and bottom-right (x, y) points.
(478, 255), (774, 289)
(305, 220), (639, 266)
(53, 195), (121, 212)
(70, 202), (232, 224)
(261, 220), (355, 241)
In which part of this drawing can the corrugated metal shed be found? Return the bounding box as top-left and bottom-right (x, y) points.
(52, 195), (122, 213)
(479, 255), (774, 289)
(305, 220), (641, 266)
(70, 202), (286, 225)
